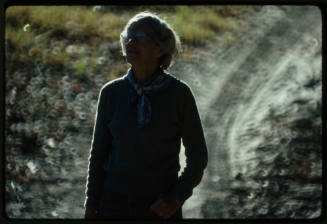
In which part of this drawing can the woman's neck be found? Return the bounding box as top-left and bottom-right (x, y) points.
(132, 64), (160, 84)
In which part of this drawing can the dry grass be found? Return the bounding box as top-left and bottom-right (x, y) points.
(5, 5), (251, 75)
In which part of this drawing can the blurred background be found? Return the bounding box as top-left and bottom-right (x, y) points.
(4, 5), (322, 219)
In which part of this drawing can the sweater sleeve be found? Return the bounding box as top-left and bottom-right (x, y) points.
(84, 86), (112, 209)
(166, 84), (208, 204)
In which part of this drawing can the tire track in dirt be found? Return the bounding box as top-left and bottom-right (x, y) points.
(228, 18), (322, 178)
(172, 6), (321, 218)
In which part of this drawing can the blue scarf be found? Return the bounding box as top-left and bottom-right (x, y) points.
(123, 67), (175, 128)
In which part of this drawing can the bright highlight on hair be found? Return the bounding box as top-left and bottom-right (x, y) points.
(120, 11), (181, 69)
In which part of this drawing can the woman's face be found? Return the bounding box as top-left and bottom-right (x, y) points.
(123, 24), (163, 68)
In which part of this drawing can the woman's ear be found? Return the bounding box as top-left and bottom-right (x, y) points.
(155, 46), (164, 59)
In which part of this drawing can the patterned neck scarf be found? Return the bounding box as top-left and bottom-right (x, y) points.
(123, 67), (174, 128)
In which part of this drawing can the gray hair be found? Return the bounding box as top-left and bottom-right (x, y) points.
(120, 11), (181, 69)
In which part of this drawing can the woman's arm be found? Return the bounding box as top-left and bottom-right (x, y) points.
(167, 84), (208, 204)
(84, 86), (112, 214)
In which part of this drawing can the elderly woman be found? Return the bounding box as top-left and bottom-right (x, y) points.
(84, 11), (208, 219)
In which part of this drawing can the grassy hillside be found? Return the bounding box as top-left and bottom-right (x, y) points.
(5, 5), (250, 79)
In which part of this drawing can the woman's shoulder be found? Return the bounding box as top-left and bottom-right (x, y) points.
(100, 77), (126, 93)
(164, 71), (193, 94)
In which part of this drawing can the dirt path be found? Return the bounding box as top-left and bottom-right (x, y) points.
(171, 6), (322, 218)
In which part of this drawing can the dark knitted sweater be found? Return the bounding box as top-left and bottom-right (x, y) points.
(84, 72), (208, 208)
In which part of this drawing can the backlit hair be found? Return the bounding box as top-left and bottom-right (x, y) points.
(120, 11), (181, 69)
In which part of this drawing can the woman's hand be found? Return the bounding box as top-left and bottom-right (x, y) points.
(84, 205), (98, 219)
(150, 197), (182, 219)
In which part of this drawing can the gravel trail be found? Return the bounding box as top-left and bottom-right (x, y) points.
(172, 6), (322, 218)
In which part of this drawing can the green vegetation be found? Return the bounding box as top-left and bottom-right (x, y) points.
(75, 56), (87, 76)
(5, 5), (250, 77)
(165, 6), (240, 45)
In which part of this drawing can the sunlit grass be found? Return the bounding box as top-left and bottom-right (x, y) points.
(166, 6), (241, 45)
(99, 12), (129, 40)
(168, 6), (215, 45)
(202, 13), (238, 31)
(210, 5), (250, 16)
(6, 5), (248, 44)
(5, 23), (38, 64)
(5, 5), (251, 75)
(6, 6), (126, 40)
(5, 6), (33, 27)
(30, 6), (73, 31)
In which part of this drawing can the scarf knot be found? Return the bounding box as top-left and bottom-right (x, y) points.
(136, 88), (143, 95)
(123, 68), (174, 128)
